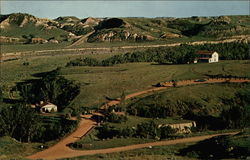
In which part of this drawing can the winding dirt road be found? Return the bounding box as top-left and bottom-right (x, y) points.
(27, 78), (250, 160)
(27, 132), (238, 160)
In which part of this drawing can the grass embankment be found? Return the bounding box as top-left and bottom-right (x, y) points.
(1, 42), (71, 53)
(0, 136), (41, 160)
(128, 83), (250, 117)
(63, 143), (197, 160)
(179, 128), (250, 159)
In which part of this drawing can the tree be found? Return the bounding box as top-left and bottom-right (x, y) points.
(136, 121), (160, 139)
(17, 69), (80, 110)
(0, 103), (42, 142)
(119, 90), (127, 112)
(0, 86), (3, 103)
(220, 105), (250, 129)
(160, 125), (177, 139)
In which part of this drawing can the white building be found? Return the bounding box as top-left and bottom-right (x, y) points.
(40, 102), (58, 113)
(194, 51), (219, 63)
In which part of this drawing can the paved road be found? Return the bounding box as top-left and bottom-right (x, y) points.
(26, 78), (249, 160)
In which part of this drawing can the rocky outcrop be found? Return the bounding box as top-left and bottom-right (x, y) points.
(31, 38), (48, 44)
(0, 18), (10, 29)
(81, 17), (100, 26)
(0, 36), (26, 44)
(160, 33), (181, 39)
(159, 121), (196, 133)
(0, 13), (60, 29)
(88, 30), (155, 42)
(49, 39), (59, 44)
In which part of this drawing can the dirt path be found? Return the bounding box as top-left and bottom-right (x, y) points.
(26, 78), (249, 160)
(27, 116), (96, 160)
(27, 132), (238, 160)
(67, 31), (95, 48)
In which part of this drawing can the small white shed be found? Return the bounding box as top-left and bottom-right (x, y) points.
(40, 102), (57, 113)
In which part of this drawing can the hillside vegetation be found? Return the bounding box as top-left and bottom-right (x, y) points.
(179, 129), (250, 159)
(1, 13), (249, 45)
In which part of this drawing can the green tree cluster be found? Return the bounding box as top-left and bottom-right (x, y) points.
(0, 104), (41, 142)
(103, 113), (128, 123)
(66, 42), (249, 67)
(95, 121), (176, 140)
(0, 86), (3, 104)
(0, 103), (77, 142)
(17, 69), (80, 111)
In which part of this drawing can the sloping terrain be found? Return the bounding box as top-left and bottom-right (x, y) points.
(0, 13), (250, 45)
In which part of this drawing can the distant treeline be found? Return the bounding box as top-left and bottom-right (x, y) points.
(66, 42), (249, 67)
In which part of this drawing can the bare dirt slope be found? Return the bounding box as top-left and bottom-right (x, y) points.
(67, 31), (95, 48)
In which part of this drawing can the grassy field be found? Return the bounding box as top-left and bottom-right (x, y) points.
(1, 42), (71, 53)
(1, 57), (250, 109)
(0, 136), (41, 160)
(61, 60), (250, 108)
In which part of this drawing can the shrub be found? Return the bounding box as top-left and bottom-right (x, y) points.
(104, 113), (128, 123)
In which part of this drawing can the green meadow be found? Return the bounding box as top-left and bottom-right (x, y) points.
(1, 53), (250, 109)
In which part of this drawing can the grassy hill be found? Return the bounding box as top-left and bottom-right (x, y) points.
(0, 13), (69, 41)
(1, 13), (249, 45)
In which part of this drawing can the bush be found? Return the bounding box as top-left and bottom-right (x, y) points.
(160, 125), (177, 139)
(136, 121), (160, 139)
(104, 113), (128, 123)
(66, 57), (100, 67)
(22, 62), (29, 66)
